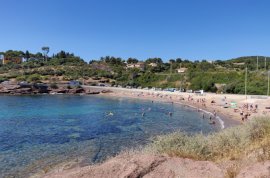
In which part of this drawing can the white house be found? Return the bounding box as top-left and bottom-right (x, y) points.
(176, 67), (188, 73)
(148, 62), (158, 67)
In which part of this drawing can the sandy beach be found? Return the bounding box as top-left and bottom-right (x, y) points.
(87, 86), (270, 128)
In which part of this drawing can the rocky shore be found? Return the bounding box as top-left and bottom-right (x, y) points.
(0, 82), (111, 95)
(40, 153), (270, 178)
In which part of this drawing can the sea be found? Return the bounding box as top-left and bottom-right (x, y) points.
(0, 95), (219, 177)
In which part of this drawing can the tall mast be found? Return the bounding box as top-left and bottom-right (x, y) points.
(245, 67), (248, 100)
(267, 71), (270, 97)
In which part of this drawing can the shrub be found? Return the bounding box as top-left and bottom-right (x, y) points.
(50, 83), (58, 89)
(27, 74), (42, 83)
(145, 117), (270, 161)
(16, 75), (27, 82)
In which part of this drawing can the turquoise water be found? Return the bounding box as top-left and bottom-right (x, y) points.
(0, 95), (218, 177)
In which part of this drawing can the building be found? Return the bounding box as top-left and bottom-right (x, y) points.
(176, 67), (188, 73)
(2, 56), (23, 65)
(233, 62), (245, 66)
(126, 62), (145, 70)
(148, 62), (158, 67)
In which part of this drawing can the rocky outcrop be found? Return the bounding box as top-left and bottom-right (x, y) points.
(0, 83), (111, 95)
(236, 161), (270, 178)
(40, 154), (270, 178)
(67, 88), (84, 94)
(42, 154), (225, 178)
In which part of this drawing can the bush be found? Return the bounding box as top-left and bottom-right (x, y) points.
(16, 75), (27, 82)
(50, 83), (58, 89)
(145, 117), (270, 161)
(0, 76), (7, 83)
(27, 74), (42, 83)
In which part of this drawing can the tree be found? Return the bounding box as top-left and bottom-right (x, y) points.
(145, 58), (163, 64)
(57, 50), (66, 58)
(25, 50), (30, 61)
(41, 46), (50, 62)
(169, 59), (175, 63)
(176, 58), (182, 63)
(4, 50), (25, 57)
(127, 58), (138, 64)
(35, 52), (43, 58)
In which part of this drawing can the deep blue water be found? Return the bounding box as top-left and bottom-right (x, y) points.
(0, 95), (218, 177)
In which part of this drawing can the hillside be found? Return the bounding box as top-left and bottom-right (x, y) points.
(0, 50), (270, 95)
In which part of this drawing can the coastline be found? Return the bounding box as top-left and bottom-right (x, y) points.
(91, 86), (244, 129)
(84, 86), (270, 128)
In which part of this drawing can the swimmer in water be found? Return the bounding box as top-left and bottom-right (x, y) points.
(168, 112), (173, 117)
(107, 112), (114, 116)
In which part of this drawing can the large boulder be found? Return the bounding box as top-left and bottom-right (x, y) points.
(68, 88), (85, 94)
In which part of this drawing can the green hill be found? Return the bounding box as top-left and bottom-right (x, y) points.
(0, 50), (269, 95)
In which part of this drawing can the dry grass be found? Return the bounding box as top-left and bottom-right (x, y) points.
(145, 117), (270, 162)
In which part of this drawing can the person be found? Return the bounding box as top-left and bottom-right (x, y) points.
(142, 112), (145, 117)
(213, 110), (217, 118)
(202, 113), (205, 119)
(107, 112), (114, 116)
(244, 113), (248, 120)
(240, 110), (243, 115)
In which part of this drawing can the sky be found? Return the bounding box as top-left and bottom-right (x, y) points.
(0, 0), (270, 61)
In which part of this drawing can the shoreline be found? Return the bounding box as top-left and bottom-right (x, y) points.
(98, 94), (231, 129)
(95, 88), (241, 129)
(86, 86), (270, 128)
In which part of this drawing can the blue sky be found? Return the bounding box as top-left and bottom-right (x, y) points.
(0, 0), (269, 61)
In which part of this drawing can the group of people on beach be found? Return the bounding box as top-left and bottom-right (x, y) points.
(239, 103), (258, 121)
(132, 92), (218, 125)
(201, 110), (216, 125)
(111, 89), (270, 125)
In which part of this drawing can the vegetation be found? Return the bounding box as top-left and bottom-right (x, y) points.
(0, 49), (270, 95)
(145, 117), (270, 162)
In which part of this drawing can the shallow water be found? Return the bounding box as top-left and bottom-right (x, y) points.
(0, 95), (218, 177)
